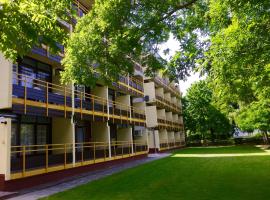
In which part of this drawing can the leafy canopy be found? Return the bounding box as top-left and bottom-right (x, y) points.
(0, 0), (72, 61)
(61, 0), (197, 86)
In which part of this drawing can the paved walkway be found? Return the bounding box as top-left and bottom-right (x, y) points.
(7, 153), (170, 200)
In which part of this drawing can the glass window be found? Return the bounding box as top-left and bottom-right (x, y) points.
(11, 123), (18, 146)
(20, 124), (35, 146)
(37, 125), (48, 145)
(20, 66), (36, 88)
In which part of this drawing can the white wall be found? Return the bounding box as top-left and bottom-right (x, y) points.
(0, 53), (12, 109)
(144, 82), (155, 102)
(0, 118), (11, 180)
(157, 109), (166, 120)
(147, 130), (160, 149)
(146, 106), (158, 127)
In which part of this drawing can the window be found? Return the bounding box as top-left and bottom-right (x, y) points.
(20, 124), (35, 146)
(18, 57), (52, 89)
(11, 123), (18, 146)
(11, 115), (51, 147)
(37, 125), (48, 145)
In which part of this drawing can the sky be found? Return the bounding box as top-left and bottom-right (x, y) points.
(159, 34), (201, 96)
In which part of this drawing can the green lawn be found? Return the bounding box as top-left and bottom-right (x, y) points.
(43, 146), (270, 200)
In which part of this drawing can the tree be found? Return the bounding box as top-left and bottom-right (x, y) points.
(61, 0), (198, 86)
(236, 100), (270, 144)
(0, 0), (72, 61)
(183, 80), (232, 143)
(167, 0), (270, 137)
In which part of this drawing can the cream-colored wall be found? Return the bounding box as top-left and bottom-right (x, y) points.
(165, 112), (172, 121)
(175, 132), (181, 141)
(116, 95), (130, 111)
(155, 87), (164, 97)
(180, 131), (186, 143)
(179, 115), (183, 124)
(144, 82), (155, 102)
(0, 53), (12, 109)
(52, 117), (73, 153)
(92, 85), (108, 99)
(173, 114), (178, 122)
(164, 92), (171, 102)
(92, 122), (110, 143)
(0, 118), (11, 180)
(168, 131), (175, 142)
(117, 127), (132, 142)
(146, 106), (157, 127)
(52, 117), (73, 144)
(159, 129), (168, 144)
(171, 96), (176, 105)
(147, 130), (160, 149)
(133, 102), (145, 110)
(157, 109), (165, 119)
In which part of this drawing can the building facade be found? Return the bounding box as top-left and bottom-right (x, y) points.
(0, 0), (184, 191)
(144, 72), (185, 152)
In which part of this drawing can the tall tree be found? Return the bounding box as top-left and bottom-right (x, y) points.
(0, 0), (72, 61)
(183, 80), (232, 142)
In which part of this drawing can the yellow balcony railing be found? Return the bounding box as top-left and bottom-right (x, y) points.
(155, 95), (181, 113)
(12, 73), (146, 125)
(11, 141), (148, 180)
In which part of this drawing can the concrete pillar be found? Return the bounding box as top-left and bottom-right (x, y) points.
(52, 117), (73, 154)
(148, 130), (160, 150)
(0, 53), (12, 109)
(117, 127), (133, 153)
(0, 118), (11, 180)
(92, 122), (111, 157)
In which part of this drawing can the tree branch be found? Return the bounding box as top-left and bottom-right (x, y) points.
(159, 0), (197, 22)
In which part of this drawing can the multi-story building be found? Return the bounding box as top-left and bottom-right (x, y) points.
(144, 72), (185, 152)
(0, 0), (184, 191)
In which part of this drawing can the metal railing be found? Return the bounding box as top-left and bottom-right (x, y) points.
(157, 118), (183, 131)
(153, 77), (181, 97)
(155, 95), (181, 113)
(11, 141), (148, 179)
(12, 73), (145, 124)
(159, 140), (184, 150)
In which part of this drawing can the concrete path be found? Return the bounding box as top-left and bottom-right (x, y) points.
(7, 153), (170, 200)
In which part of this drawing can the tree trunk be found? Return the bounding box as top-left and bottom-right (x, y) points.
(262, 131), (269, 145)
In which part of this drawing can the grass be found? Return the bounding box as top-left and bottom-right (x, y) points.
(43, 145), (270, 200)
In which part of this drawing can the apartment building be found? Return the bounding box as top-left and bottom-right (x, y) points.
(144, 72), (185, 152)
(0, 1), (184, 191)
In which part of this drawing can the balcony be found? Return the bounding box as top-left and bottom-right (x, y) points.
(10, 141), (148, 180)
(113, 76), (144, 97)
(12, 73), (146, 126)
(157, 119), (183, 131)
(153, 77), (181, 98)
(32, 45), (64, 64)
(159, 139), (184, 151)
(155, 95), (181, 113)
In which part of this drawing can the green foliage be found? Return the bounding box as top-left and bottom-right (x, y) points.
(61, 0), (197, 86)
(183, 80), (232, 142)
(170, 0), (270, 135)
(0, 0), (72, 61)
